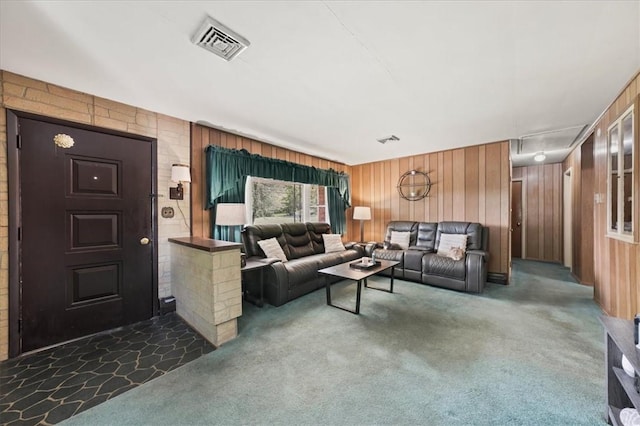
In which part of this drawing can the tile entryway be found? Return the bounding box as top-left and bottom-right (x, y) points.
(0, 313), (214, 425)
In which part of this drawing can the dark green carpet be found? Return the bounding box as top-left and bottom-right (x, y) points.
(63, 259), (605, 425)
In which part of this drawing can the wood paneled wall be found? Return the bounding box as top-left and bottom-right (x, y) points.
(512, 164), (563, 263)
(349, 141), (511, 277)
(562, 135), (595, 285)
(190, 124), (350, 238)
(588, 71), (639, 320)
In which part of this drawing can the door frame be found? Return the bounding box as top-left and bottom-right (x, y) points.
(511, 178), (527, 259)
(7, 109), (159, 357)
(563, 167), (573, 270)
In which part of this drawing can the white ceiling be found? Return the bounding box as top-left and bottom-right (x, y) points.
(1, 1), (639, 166)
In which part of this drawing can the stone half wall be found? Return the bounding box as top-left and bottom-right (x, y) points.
(0, 70), (191, 360)
(170, 243), (242, 346)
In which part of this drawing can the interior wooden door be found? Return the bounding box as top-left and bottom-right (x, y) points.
(13, 113), (155, 354)
(511, 181), (523, 258)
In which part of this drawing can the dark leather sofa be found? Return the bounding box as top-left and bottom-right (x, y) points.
(365, 221), (489, 293)
(242, 222), (364, 306)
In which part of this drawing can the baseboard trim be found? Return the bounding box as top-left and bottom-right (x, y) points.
(488, 272), (508, 285)
(570, 272), (594, 287)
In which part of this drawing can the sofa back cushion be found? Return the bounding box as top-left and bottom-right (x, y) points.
(281, 223), (315, 259)
(415, 222), (438, 250)
(242, 224), (290, 259)
(435, 222), (484, 251)
(384, 221), (418, 246)
(307, 222), (332, 254)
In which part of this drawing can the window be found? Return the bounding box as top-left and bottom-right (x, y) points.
(607, 103), (635, 241)
(245, 177), (329, 225)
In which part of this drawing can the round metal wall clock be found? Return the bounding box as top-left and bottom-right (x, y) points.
(397, 170), (431, 201)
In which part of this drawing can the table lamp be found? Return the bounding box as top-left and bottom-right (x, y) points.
(216, 203), (246, 243)
(353, 206), (371, 242)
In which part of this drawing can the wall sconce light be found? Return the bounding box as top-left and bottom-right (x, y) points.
(353, 206), (371, 242)
(170, 164), (191, 200)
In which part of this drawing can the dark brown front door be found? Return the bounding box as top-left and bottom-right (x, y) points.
(511, 180), (523, 258)
(13, 114), (155, 353)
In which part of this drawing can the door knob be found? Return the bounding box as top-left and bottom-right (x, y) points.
(140, 237), (151, 245)
(517, 222), (521, 226)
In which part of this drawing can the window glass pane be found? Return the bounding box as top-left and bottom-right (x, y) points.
(623, 172), (632, 233)
(622, 112), (633, 169)
(621, 112), (633, 234)
(611, 176), (618, 230)
(318, 206), (326, 222)
(610, 125), (619, 172)
(609, 124), (619, 231)
(252, 179), (295, 224)
(249, 177), (328, 225)
(308, 206), (319, 221)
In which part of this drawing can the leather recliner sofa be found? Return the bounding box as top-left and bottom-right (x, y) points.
(365, 221), (489, 293)
(242, 222), (364, 306)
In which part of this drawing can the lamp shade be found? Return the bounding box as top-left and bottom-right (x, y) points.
(353, 206), (371, 220)
(216, 203), (246, 226)
(171, 164), (191, 183)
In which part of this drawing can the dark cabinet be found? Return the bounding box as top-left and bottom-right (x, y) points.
(601, 316), (640, 425)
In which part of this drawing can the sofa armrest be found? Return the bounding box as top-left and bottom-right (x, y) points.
(245, 255), (282, 265)
(364, 242), (382, 256)
(262, 260), (290, 307)
(343, 242), (365, 256)
(465, 250), (488, 293)
(467, 250), (489, 262)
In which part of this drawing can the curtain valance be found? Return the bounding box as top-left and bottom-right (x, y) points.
(205, 145), (351, 209)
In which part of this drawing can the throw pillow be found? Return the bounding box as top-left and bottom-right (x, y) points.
(322, 234), (346, 253)
(437, 233), (468, 259)
(257, 238), (288, 262)
(390, 231), (411, 250)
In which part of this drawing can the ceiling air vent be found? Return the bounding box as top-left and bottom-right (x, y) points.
(192, 16), (250, 61)
(377, 135), (400, 144)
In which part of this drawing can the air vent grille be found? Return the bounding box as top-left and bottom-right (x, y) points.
(192, 16), (250, 61)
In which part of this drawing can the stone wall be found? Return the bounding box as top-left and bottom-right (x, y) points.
(170, 243), (242, 346)
(0, 70), (191, 360)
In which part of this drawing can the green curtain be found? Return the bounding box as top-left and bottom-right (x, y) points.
(205, 145), (351, 235)
(327, 187), (348, 234)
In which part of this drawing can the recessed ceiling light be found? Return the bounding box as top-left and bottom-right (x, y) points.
(534, 152), (546, 162)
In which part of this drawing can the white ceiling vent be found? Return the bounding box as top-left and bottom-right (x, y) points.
(377, 135), (400, 144)
(192, 16), (250, 61)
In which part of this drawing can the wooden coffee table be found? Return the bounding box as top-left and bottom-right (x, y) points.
(319, 259), (400, 314)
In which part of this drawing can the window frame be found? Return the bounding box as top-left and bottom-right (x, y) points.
(606, 102), (637, 243)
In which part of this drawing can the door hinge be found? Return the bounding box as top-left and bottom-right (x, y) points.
(17, 134), (22, 149)
(18, 319), (22, 334)
(17, 227), (21, 241)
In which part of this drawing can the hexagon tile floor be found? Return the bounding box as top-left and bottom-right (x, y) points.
(0, 313), (214, 425)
